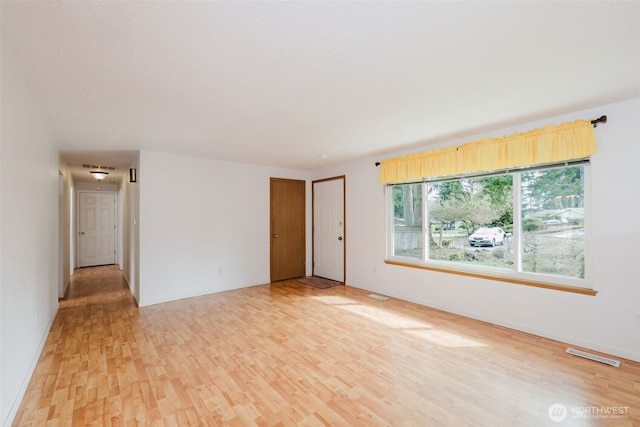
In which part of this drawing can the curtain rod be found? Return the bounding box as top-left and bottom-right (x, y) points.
(374, 115), (607, 167)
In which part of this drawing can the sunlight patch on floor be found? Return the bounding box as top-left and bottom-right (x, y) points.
(311, 295), (486, 348)
(404, 328), (486, 348)
(309, 295), (358, 305)
(311, 295), (432, 328)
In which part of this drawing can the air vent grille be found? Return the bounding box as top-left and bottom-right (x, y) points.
(566, 348), (620, 367)
(368, 294), (389, 301)
(82, 164), (116, 171)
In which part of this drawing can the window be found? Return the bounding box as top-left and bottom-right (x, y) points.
(387, 162), (589, 288)
(391, 183), (423, 260)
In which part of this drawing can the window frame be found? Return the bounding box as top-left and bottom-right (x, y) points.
(385, 161), (596, 295)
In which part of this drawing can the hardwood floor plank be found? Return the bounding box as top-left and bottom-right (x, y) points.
(11, 265), (640, 426)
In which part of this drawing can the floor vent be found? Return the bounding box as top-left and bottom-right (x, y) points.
(566, 348), (620, 367)
(368, 294), (389, 301)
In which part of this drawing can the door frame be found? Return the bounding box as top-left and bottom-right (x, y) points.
(312, 175), (346, 283)
(76, 190), (118, 268)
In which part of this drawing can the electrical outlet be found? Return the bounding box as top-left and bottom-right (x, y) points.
(218, 267), (222, 274)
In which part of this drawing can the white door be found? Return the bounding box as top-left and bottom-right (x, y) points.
(78, 191), (116, 267)
(313, 177), (345, 282)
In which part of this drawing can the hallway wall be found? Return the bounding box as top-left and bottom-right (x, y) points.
(58, 164), (74, 298)
(0, 37), (59, 426)
(121, 152), (140, 303)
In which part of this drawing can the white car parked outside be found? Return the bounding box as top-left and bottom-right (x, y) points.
(468, 227), (506, 247)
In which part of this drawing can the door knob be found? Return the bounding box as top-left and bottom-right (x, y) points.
(338, 236), (343, 241)
(273, 234), (278, 238)
(80, 232), (85, 235)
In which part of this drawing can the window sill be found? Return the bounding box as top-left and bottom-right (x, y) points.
(384, 260), (597, 296)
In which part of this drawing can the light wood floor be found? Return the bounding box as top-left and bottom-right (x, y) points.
(12, 266), (640, 426)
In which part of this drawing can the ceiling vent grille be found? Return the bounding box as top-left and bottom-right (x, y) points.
(82, 164), (116, 170)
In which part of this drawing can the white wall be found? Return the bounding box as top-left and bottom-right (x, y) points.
(0, 38), (59, 426)
(138, 150), (311, 307)
(58, 165), (73, 298)
(313, 98), (640, 362)
(75, 181), (119, 192)
(120, 154), (140, 303)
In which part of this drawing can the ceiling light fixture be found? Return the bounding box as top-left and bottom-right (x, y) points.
(90, 170), (109, 181)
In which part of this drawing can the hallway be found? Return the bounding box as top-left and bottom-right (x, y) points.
(14, 266), (140, 425)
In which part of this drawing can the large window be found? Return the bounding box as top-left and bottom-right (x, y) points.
(388, 162), (589, 288)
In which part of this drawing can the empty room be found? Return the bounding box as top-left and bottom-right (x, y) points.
(1, 1), (639, 426)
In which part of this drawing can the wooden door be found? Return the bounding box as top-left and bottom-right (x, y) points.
(78, 191), (116, 267)
(270, 178), (305, 281)
(313, 177), (345, 282)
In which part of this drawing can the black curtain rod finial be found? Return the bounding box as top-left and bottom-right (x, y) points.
(591, 115), (607, 127)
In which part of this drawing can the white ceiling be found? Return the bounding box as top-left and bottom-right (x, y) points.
(2, 1), (639, 180)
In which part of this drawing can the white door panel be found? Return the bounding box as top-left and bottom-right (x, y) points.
(78, 192), (116, 267)
(313, 178), (344, 282)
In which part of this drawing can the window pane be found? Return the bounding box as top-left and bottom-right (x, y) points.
(427, 176), (514, 269)
(520, 166), (585, 278)
(392, 184), (423, 259)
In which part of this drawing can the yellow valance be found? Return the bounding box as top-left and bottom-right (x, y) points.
(379, 119), (598, 183)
